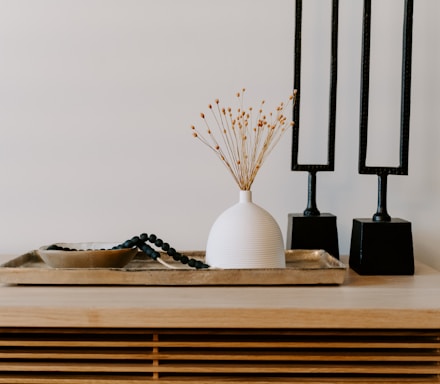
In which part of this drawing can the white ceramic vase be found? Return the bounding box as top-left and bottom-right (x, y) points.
(205, 190), (286, 269)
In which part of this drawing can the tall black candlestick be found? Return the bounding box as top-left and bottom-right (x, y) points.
(349, 0), (414, 275)
(287, 0), (340, 259)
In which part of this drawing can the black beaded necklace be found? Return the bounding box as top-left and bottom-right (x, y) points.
(47, 233), (210, 269)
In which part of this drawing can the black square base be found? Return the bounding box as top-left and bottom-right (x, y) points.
(287, 213), (339, 259)
(349, 218), (414, 275)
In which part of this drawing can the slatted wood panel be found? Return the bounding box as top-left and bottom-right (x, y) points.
(0, 328), (438, 383)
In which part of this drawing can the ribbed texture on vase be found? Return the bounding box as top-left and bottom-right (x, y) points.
(206, 190), (286, 269)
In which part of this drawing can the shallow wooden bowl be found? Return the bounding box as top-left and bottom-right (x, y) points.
(38, 243), (137, 269)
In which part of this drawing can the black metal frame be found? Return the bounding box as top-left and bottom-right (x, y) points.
(358, 0), (414, 221)
(291, 0), (339, 216)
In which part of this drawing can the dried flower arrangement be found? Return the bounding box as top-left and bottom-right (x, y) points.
(191, 88), (297, 191)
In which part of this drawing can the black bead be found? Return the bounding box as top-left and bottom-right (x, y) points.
(181, 255), (189, 264)
(172, 252), (181, 261)
(195, 260), (205, 269)
(161, 242), (170, 251)
(137, 243), (146, 251)
(131, 236), (140, 245)
(167, 247), (176, 256)
(188, 259), (196, 267)
(151, 251), (160, 260)
(139, 233), (148, 242)
(148, 234), (157, 243)
(154, 239), (163, 247)
(122, 240), (134, 248)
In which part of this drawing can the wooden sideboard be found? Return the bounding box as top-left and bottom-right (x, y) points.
(0, 254), (439, 383)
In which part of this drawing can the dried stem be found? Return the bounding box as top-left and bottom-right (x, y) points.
(192, 89), (297, 190)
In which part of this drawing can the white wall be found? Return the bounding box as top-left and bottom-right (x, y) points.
(0, 0), (439, 269)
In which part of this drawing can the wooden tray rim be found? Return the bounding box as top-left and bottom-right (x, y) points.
(0, 249), (347, 286)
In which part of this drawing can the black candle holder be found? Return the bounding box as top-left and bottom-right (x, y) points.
(287, 0), (340, 259)
(349, 0), (414, 275)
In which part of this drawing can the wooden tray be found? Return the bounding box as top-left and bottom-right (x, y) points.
(0, 249), (346, 286)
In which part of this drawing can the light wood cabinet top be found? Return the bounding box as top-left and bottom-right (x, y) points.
(0, 255), (439, 329)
